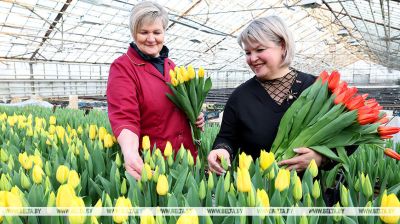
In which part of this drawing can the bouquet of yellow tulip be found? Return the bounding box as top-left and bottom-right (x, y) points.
(271, 70), (400, 162)
(166, 65), (212, 165)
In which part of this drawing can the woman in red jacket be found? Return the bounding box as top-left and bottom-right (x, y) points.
(107, 1), (204, 180)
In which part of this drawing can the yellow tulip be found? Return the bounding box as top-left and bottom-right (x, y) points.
(48, 125), (56, 134)
(93, 199), (102, 218)
(142, 135), (151, 151)
(56, 184), (76, 208)
(236, 167), (251, 193)
(140, 209), (155, 224)
(293, 176), (302, 201)
(89, 125), (97, 140)
(156, 174), (168, 196)
(113, 196), (133, 224)
(56, 165), (70, 184)
(26, 127), (33, 136)
(259, 150), (274, 171)
(18, 152), (33, 170)
(97, 127), (106, 141)
(68, 196), (86, 224)
(171, 77), (179, 86)
(67, 170), (80, 189)
(207, 171), (214, 190)
(239, 152), (252, 170)
(32, 155), (43, 168)
(144, 163), (153, 181)
(275, 169), (290, 192)
(257, 189), (270, 207)
(340, 184), (349, 207)
(187, 64), (195, 79)
(380, 190), (400, 224)
(198, 67), (205, 78)
(164, 141), (173, 157)
(307, 159), (318, 178)
(0, 190), (23, 208)
(169, 69), (176, 80)
(0, 174), (11, 191)
(49, 115), (56, 125)
(177, 209), (199, 224)
(104, 133), (114, 148)
(56, 126), (65, 141)
(32, 165), (44, 184)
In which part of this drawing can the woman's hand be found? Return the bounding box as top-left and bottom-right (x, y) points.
(195, 112), (205, 131)
(278, 147), (324, 173)
(207, 149), (231, 175)
(123, 150), (144, 181)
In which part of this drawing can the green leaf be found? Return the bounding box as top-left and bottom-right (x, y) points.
(309, 145), (341, 162)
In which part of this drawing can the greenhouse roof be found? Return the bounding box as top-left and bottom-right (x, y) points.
(0, 0), (399, 74)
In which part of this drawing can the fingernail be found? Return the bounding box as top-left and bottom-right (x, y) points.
(293, 148), (299, 153)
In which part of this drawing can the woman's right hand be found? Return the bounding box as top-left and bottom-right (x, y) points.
(207, 149), (231, 175)
(123, 151), (144, 181)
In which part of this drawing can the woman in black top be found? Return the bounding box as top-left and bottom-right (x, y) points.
(207, 16), (330, 175)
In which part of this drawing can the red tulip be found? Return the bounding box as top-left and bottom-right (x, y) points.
(361, 94), (369, 99)
(357, 110), (380, 125)
(318, 71), (329, 83)
(384, 148), (400, 160)
(328, 70), (340, 91)
(376, 117), (389, 124)
(333, 81), (348, 96)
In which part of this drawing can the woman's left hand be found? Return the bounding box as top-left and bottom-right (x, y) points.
(195, 112), (205, 131)
(278, 147), (324, 173)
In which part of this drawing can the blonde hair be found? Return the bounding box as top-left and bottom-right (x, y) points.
(129, 1), (169, 39)
(237, 16), (295, 67)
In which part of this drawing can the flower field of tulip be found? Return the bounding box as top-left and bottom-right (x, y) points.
(1, 105), (400, 224)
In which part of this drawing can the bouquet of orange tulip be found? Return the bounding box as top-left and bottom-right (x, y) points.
(271, 70), (400, 162)
(166, 65), (212, 166)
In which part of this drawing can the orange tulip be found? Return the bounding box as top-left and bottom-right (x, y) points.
(378, 126), (400, 139)
(384, 148), (400, 160)
(357, 112), (379, 125)
(318, 70), (329, 83)
(334, 87), (357, 105)
(345, 95), (365, 111)
(333, 81), (348, 96)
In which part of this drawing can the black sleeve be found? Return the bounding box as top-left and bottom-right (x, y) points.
(212, 94), (240, 160)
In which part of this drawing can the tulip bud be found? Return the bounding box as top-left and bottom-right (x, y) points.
(380, 190), (400, 224)
(47, 191), (56, 206)
(299, 215), (308, 224)
(229, 183), (236, 196)
(152, 166), (160, 183)
(89, 125), (97, 140)
(98, 127), (106, 141)
(167, 155), (174, 167)
(340, 184), (349, 207)
(104, 193), (113, 207)
(354, 178), (360, 192)
(207, 172), (214, 190)
(224, 171), (231, 193)
(0, 174), (11, 191)
(142, 135), (150, 151)
(144, 151), (151, 164)
(237, 167), (251, 193)
(307, 159), (318, 178)
(21, 171), (31, 190)
(362, 174), (373, 199)
(199, 180), (206, 200)
(304, 193), (312, 207)
(121, 178), (127, 195)
(32, 165), (44, 184)
(312, 180), (321, 199)
(293, 176), (303, 201)
(67, 170), (80, 189)
(56, 165), (70, 184)
(275, 169), (290, 192)
(247, 186), (256, 207)
(333, 202), (342, 222)
(198, 67), (205, 78)
(49, 115), (56, 125)
(93, 199), (102, 218)
(140, 209), (155, 224)
(177, 144), (186, 161)
(0, 148), (8, 162)
(45, 176), (52, 192)
(7, 155), (14, 170)
(176, 209), (198, 224)
(143, 163), (152, 182)
(156, 174), (168, 196)
(267, 168), (275, 180)
(44, 161), (52, 176)
(196, 155), (201, 171)
(187, 152), (194, 167)
(164, 141), (173, 157)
